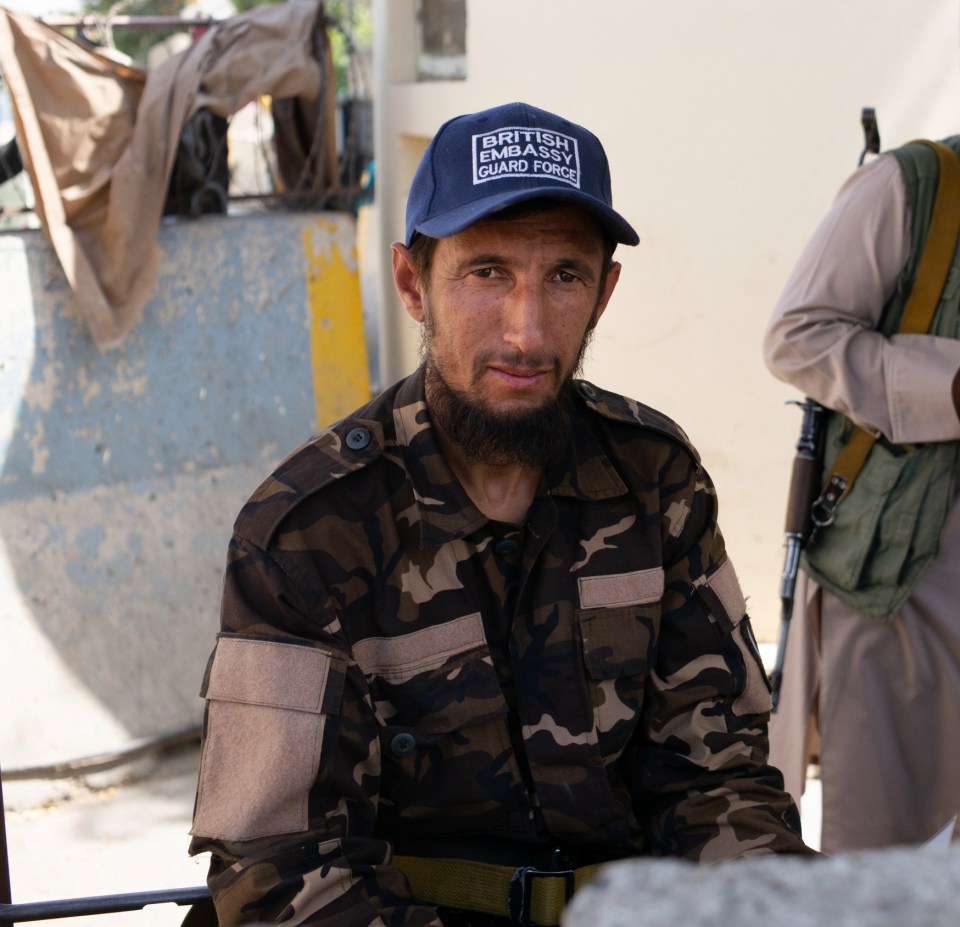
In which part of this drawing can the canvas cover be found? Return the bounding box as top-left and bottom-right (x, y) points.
(0, 0), (335, 349)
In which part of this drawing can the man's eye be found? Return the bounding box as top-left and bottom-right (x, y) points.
(472, 267), (496, 279)
(557, 270), (580, 283)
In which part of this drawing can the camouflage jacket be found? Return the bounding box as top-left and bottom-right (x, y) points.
(188, 366), (811, 926)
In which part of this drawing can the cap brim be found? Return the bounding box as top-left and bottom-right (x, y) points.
(409, 187), (640, 247)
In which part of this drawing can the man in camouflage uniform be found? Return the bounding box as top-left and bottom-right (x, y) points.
(189, 102), (813, 927)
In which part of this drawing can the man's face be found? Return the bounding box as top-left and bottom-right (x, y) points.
(394, 205), (621, 436)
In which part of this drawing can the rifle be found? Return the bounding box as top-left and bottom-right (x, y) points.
(769, 398), (827, 711)
(858, 106), (881, 166)
(768, 106), (880, 711)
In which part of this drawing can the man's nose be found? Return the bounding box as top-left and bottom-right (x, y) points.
(502, 282), (547, 353)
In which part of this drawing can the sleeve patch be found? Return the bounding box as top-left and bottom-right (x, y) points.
(191, 637), (335, 843)
(203, 637), (331, 712)
(695, 559), (747, 632)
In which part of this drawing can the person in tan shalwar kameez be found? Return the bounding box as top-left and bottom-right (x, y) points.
(764, 151), (960, 854)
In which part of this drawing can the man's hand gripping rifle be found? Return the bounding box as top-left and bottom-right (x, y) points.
(769, 398), (826, 711)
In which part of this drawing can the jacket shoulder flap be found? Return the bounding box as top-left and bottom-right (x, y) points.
(574, 379), (700, 464)
(233, 417), (385, 547)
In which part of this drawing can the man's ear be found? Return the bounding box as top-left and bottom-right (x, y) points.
(392, 243), (426, 322)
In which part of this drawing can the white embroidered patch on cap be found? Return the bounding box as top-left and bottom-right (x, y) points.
(472, 126), (581, 188)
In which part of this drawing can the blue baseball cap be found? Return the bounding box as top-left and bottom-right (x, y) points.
(404, 101), (640, 248)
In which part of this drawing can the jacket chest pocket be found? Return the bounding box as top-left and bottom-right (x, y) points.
(576, 568), (663, 759)
(356, 614), (525, 825)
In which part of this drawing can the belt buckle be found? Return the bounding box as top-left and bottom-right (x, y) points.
(507, 865), (575, 926)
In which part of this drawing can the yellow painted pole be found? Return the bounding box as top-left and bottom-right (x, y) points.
(302, 216), (371, 429)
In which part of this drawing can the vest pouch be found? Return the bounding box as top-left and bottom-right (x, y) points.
(803, 412), (957, 622)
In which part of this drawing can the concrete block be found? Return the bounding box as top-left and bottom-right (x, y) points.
(1, 211), (368, 784)
(564, 846), (960, 926)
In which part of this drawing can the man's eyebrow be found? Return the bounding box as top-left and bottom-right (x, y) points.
(453, 253), (600, 279)
(455, 252), (508, 271)
(559, 256), (597, 272)
(551, 257), (600, 280)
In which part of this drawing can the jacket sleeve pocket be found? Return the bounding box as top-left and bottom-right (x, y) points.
(190, 635), (340, 843)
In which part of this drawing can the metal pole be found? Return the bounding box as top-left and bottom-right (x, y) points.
(0, 767), (15, 926)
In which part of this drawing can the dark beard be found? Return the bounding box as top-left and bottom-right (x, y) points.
(426, 364), (574, 469)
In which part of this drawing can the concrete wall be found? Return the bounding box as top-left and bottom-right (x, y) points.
(0, 211), (368, 769)
(370, 0), (960, 640)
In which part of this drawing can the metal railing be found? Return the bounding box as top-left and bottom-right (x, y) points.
(0, 757), (213, 926)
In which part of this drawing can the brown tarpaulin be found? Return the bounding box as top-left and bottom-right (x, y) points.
(0, 0), (335, 349)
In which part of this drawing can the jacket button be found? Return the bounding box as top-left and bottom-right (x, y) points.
(390, 732), (416, 757)
(579, 382), (598, 400)
(494, 538), (519, 557)
(346, 426), (371, 450)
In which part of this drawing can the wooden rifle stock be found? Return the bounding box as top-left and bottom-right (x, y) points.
(770, 398), (827, 711)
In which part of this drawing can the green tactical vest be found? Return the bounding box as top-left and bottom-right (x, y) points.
(801, 136), (960, 622)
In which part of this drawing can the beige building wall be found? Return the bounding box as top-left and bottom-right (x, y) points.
(370, 0), (960, 640)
